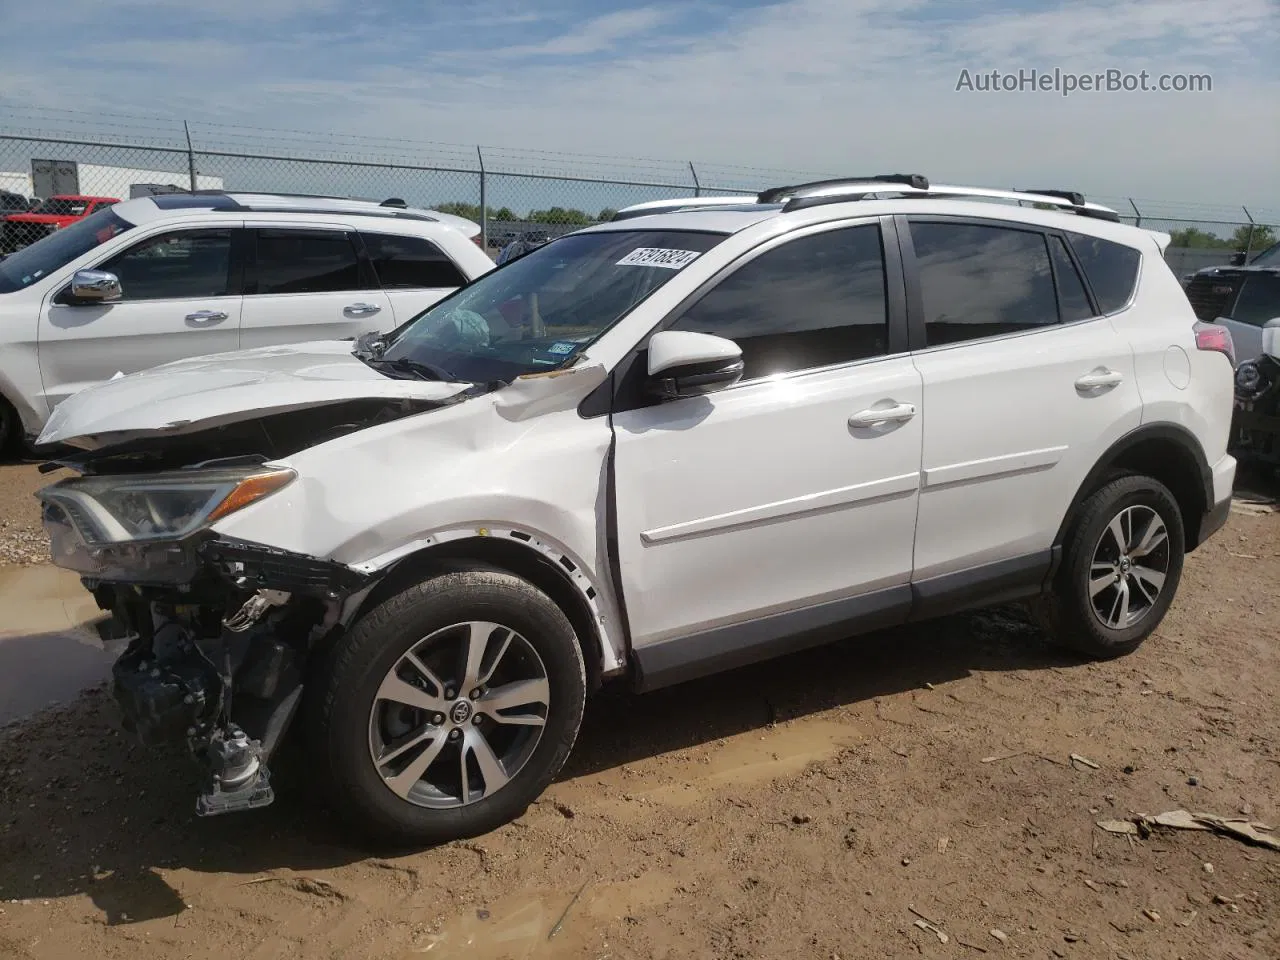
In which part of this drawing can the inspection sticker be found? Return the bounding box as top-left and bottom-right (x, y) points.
(616, 247), (701, 269)
(546, 341), (577, 355)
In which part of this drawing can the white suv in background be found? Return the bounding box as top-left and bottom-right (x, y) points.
(35, 176), (1237, 846)
(0, 192), (494, 449)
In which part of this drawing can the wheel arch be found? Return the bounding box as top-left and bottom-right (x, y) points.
(346, 529), (622, 693)
(1053, 424), (1214, 568)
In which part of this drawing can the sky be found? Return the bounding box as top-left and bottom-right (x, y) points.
(1, 0), (1278, 218)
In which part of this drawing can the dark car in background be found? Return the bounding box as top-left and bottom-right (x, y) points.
(1183, 241), (1280, 364)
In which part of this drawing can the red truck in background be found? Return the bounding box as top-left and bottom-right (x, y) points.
(1, 195), (120, 253)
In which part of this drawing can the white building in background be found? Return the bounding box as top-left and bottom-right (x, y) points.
(0, 159), (222, 199)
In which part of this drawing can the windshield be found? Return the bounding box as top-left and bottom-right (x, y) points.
(0, 209), (134, 293)
(1251, 242), (1280, 267)
(379, 229), (725, 382)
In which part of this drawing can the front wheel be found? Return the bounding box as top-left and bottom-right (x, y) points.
(1037, 475), (1186, 659)
(313, 567), (587, 846)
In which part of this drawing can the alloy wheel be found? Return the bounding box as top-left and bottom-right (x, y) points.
(1088, 505), (1171, 630)
(368, 621), (550, 808)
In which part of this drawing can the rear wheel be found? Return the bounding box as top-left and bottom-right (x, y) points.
(0, 397), (17, 458)
(1038, 475), (1185, 659)
(313, 567), (586, 846)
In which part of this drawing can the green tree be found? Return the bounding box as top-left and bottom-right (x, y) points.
(597, 207), (618, 222)
(527, 206), (592, 226)
(1168, 227), (1232, 249)
(433, 202), (519, 223)
(1231, 224), (1277, 253)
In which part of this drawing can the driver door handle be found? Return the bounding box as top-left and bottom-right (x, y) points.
(344, 302), (382, 318)
(849, 402), (916, 428)
(185, 310), (228, 325)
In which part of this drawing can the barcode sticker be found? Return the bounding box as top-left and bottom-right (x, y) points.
(616, 247), (701, 269)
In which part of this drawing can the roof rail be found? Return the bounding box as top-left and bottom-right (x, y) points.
(762, 178), (1121, 222)
(758, 174), (928, 204)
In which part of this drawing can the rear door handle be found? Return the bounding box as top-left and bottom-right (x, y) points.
(1075, 369), (1124, 390)
(185, 310), (228, 325)
(849, 402), (916, 428)
(344, 302), (382, 318)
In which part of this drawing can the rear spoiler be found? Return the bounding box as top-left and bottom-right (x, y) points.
(1146, 229), (1172, 253)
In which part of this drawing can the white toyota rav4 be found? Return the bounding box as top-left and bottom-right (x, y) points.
(0, 192), (493, 450)
(34, 175), (1237, 845)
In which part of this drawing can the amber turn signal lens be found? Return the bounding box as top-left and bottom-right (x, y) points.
(206, 470), (296, 524)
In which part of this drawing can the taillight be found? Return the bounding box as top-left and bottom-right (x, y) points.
(472, 234), (484, 248)
(1194, 321), (1235, 366)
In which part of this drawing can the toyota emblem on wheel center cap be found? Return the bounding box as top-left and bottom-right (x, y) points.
(450, 700), (473, 725)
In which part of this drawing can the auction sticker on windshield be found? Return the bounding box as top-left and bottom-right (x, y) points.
(616, 247), (702, 269)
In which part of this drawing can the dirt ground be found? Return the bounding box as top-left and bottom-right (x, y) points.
(0, 465), (1278, 960)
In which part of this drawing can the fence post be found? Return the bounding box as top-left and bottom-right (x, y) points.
(689, 161), (701, 198)
(477, 146), (487, 250)
(1128, 198), (1141, 227)
(1242, 206), (1256, 257)
(183, 121), (197, 192)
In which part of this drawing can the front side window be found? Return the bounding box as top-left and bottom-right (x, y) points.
(361, 232), (466, 288)
(101, 229), (233, 301)
(0, 208), (133, 294)
(910, 221), (1057, 347)
(251, 229), (367, 295)
(669, 224), (889, 381)
(380, 229), (724, 383)
(1067, 232), (1141, 314)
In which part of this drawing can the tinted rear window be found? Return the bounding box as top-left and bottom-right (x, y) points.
(362, 232), (466, 288)
(1230, 273), (1280, 329)
(1067, 232), (1141, 314)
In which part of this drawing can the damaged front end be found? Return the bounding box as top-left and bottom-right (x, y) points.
(38, 459), (376, 817)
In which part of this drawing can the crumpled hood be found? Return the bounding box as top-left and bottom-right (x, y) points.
(38, 340), (472, 450)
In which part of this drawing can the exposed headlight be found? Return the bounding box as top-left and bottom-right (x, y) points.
(38, 466), (296, 545)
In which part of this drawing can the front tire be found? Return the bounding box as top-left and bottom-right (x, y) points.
(313, 567), (587, 846)
(1039, 475), (1185, 659)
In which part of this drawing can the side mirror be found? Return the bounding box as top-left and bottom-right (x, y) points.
(645, 330), (743, 401)
(1229, 252), (1248, 267)
(70, 269), (122, 302)
(1262, 318), (1280, 360)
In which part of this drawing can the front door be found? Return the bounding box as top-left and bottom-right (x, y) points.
(38, 226), (243, 412)
(612, 220), (923, 671)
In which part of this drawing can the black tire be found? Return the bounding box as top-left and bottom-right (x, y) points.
(1037, 474), (1185, 659)
(0, 396), (17, 459)
(312, 567), (586, 847)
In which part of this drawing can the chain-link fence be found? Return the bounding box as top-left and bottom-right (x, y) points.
(1, 119), (1276, 268)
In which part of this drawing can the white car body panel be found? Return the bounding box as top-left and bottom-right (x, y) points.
(612, 356), (923, 646)
(909, 316), (1142, 578)
(38, 340), (470, 447)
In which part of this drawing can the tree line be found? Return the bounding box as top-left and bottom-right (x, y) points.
(433, 202), (618, 225)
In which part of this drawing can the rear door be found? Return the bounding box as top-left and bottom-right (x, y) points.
(38, 225), (244, 411)
(903, 216), (1142, 589)
(239, 223), (394, 348)
(357, 230), (470, 324)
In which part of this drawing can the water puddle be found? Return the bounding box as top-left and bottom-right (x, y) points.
(405, 872), (677, 959)
(0, 565), (119, 724)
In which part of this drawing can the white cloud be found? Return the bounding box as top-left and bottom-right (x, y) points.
(501, 7), (674, 57)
